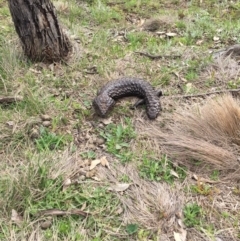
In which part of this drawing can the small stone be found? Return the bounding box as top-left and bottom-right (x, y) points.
(101, 118), (112, 125)
(40, 220), (52, 229)
(88, 144), (96, 150)
(42, 121), (51, 127)
(64, 91), (71, 98)
(94, 137), (105, 145)
(79, 175), (86, 181)
(98, 123), (104, 128)
(6, 121), (14, 128)
(40, 114), (52, 121)
(88, 137), (94, 144)
(30, 128), (40, 139)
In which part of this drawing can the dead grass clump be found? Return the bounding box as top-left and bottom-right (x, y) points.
(141, 95), (240, 174)
(206, 55), (240, 85)
(97, 161), (184, 233)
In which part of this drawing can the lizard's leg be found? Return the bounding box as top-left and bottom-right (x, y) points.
(130, 90), (163, 109)
(130, 98), (145, 109)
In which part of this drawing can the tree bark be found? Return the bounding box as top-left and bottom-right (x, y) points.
(8, 0), (72, 62)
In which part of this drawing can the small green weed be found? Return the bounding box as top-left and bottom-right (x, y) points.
(81, 150), (96, 159)
(119, 174), (131, 183)
(221, 211), (230, 219)
(190, 183), (212, 196)
(210, 170), (219, 181)
(227, 80), (240, 89)
(175, 21), (186, 30)
(183, 203), (202, 228)
(126, 32), (148, 50)
(126, 223), (138, 235)
(100, 118), (136, 163)
(15, 94), (46, 116)
(185, 70), (198, 82)
(139, 155), (187, 183)
(35, 126), (72, 151)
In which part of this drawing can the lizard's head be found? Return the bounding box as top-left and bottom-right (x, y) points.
(93, 94), (115, 117)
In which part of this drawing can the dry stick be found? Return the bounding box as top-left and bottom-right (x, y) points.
(135, 51), (181, 59)
(168, 88), (240, 99)
(0, 96), (23, 104)
(38, 208), (88, 217)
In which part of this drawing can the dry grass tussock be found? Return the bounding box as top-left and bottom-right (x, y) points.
(202, 54), (240, 88)
(140, 95), (240, 178)
(97, 161), (184, 234)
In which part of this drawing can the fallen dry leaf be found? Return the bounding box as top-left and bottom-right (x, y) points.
(100, 117), (113, 125)
(62, 178), (72, 191)
(86, 169), (96, 178)
(177, 219), (185, 228)
(174, 228), (187, 241)
(40, 220), (52, 229)
(89, 159), (101, 170)
(196, 39), (204, 45)
(170, 169), (179, 178)
(108, 183), (131, 192)
(166, 32), (177, 37)
(6, 121), (14, 127)
(91, 176), (101, 181)
(192, 173), (198, 181)
(11, 209), (23, 227)
(81, 202), (87, 211)
(156, 31), (166, 35)
(29, 68), (41, 74)
(79, 159), (91, 168)
(100, 156), (110, 168)
(185, 83), (193, 93)
(138, 18), (145, 27)
(115, 207), (124, 215)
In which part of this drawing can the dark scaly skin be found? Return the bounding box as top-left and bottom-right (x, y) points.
(93, 77), (162, 119)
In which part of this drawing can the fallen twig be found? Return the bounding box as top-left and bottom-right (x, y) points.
(0, 95), (23, 104)
(168, 88), (240, 99)
(38, 208), (89, 217)
(135, 51), (181, 59)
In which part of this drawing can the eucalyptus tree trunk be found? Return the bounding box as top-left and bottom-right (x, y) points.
(8, 0), (72, 62)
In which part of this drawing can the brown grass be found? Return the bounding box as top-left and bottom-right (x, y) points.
(97, 160), (184, 233)
(140, 95), (240, 177)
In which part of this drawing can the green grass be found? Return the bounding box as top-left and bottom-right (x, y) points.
(183, 203), (202, 228)
(35, 127), (72, 151)
(139, 155), (187, 183)
(99, 117), (136, 163)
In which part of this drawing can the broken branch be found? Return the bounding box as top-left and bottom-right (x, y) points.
(169, 88), (240, 99)
(135, 51), (181, 59)
(38, 208), (89, 217)
(0, 95), (23, 104)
